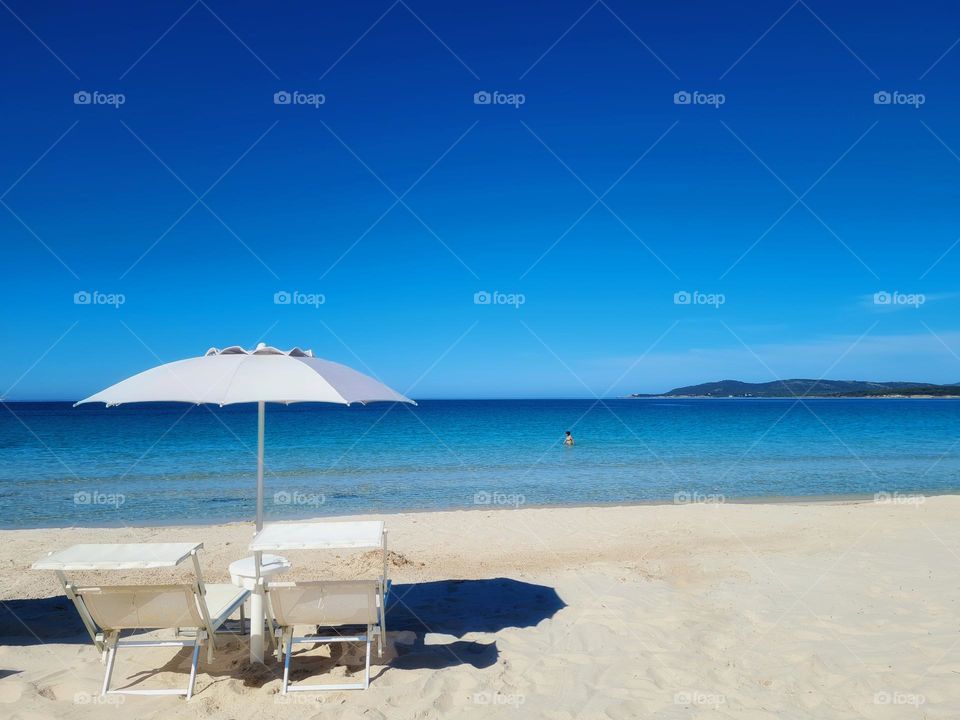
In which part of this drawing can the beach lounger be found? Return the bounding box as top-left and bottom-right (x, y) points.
(267, 579), (382, 693)
(33, 542), (249, 699)
(249, 520), (390, 687)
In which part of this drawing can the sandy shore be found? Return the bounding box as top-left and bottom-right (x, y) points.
(2, 497), (959, 718)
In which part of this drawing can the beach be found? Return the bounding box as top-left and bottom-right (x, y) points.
(2, 496), (958, 718)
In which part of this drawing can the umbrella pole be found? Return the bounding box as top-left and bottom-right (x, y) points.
(251, 400), (266, 663)
(256, 401), (265, 531)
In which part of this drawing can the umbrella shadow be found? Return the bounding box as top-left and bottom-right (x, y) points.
(1, 596), (89, 646)
(0, 596), (155, 646)
(383, 577), (565, 672)
(1, 577), (566, 694)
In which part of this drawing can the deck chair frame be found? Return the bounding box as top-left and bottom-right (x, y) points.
(49, 547), (247, 699)
(265, 579), (383, 694)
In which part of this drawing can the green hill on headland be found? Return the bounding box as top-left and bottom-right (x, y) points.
(631, 379), (960, 398)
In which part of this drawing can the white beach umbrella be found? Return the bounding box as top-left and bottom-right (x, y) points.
(76, 343), (415, 530)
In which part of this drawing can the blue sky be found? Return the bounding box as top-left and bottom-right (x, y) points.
(1, 0), (959, 399)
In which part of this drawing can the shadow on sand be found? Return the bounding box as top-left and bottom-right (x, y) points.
(383, 577), (565, 671)
(0, 595), (89, 646)
(0, 578), (565, 690)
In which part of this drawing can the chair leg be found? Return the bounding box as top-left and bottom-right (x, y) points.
(376, 602), (384, 658)
(364, 636), (371, 690)
(275, 625), (286, 662)
(186, 639), (201, 700)
(281, 634), (371, 693)
(100, 635), (118, 696)
(97, 636), (202, 698)
(281, 630), (293, 695)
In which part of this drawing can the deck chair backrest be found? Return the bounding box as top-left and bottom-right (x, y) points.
(269, 580), (377, 628)
(77, 584), (204, 632)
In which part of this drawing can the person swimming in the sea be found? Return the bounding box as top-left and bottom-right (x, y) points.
(564, 430), (574, 446)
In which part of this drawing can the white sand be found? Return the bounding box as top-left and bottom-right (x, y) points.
(2, 497), (959, 718)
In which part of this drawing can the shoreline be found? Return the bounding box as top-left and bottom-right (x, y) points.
(2, 489), (954, 532)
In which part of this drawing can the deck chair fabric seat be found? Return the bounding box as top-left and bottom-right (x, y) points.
(82, 585), (204, 630)
(81, 583), (246, 632)
(269, 580), (377, 627)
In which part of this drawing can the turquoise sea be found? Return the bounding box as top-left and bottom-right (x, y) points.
(1, 399), (958, 528)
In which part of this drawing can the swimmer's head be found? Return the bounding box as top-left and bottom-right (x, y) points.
(565, 431), (571, 436)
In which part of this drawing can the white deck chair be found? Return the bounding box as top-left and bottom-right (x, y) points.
(266, 579), (382, 693)
(74, 580), (248, 699)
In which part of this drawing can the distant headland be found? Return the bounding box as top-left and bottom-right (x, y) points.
(630, 379), (960, 398)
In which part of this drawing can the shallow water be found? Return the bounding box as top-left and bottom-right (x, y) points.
(1, 399), (958, 528)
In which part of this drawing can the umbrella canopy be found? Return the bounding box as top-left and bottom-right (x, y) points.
(77, 344), (413, 407)
(76, 343), (414, 529)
